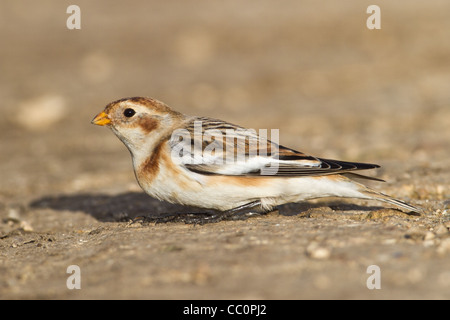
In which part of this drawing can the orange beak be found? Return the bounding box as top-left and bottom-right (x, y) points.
(91, 111), (111, 126)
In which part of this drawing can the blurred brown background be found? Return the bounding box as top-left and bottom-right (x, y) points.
(0, 0), (449, 299)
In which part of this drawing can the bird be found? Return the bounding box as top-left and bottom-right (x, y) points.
(91, 96), (421, 223)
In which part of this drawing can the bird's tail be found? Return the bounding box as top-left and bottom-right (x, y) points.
(359, 186), (423, 215)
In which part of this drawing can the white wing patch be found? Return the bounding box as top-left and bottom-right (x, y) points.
(169, 117), (378, 177)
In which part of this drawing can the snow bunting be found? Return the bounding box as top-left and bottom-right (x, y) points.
(91, 97), (421, 222)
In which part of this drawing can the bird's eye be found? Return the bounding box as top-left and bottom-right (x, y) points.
(123, 108), (136, 118)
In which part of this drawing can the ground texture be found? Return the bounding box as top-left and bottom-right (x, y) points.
(0, 1), (449, 299)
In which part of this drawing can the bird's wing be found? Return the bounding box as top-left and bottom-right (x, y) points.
(168, 117), (380, 177)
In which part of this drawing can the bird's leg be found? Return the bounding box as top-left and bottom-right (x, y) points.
(130, 211), (213, 225)
(130, 201), (266, 225)
(181, 201), (266, 224)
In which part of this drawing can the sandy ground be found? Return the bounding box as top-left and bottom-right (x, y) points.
(0, 1), (449, 299)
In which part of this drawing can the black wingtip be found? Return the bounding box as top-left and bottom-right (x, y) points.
(320, 158), (380, 171)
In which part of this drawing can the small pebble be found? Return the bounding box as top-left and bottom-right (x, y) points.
(306, 242), (331, 260)
(424, 232), (435, 241)
(435, 224), (449, 236)
(437, 238), (450, 256)
(404, 227), (427, 240)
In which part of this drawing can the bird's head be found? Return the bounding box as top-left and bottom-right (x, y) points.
(92, 97), (183, 154)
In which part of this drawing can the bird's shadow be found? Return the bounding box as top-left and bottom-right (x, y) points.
(28, 192), (385, 222)
(29, 192), (209, 222)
